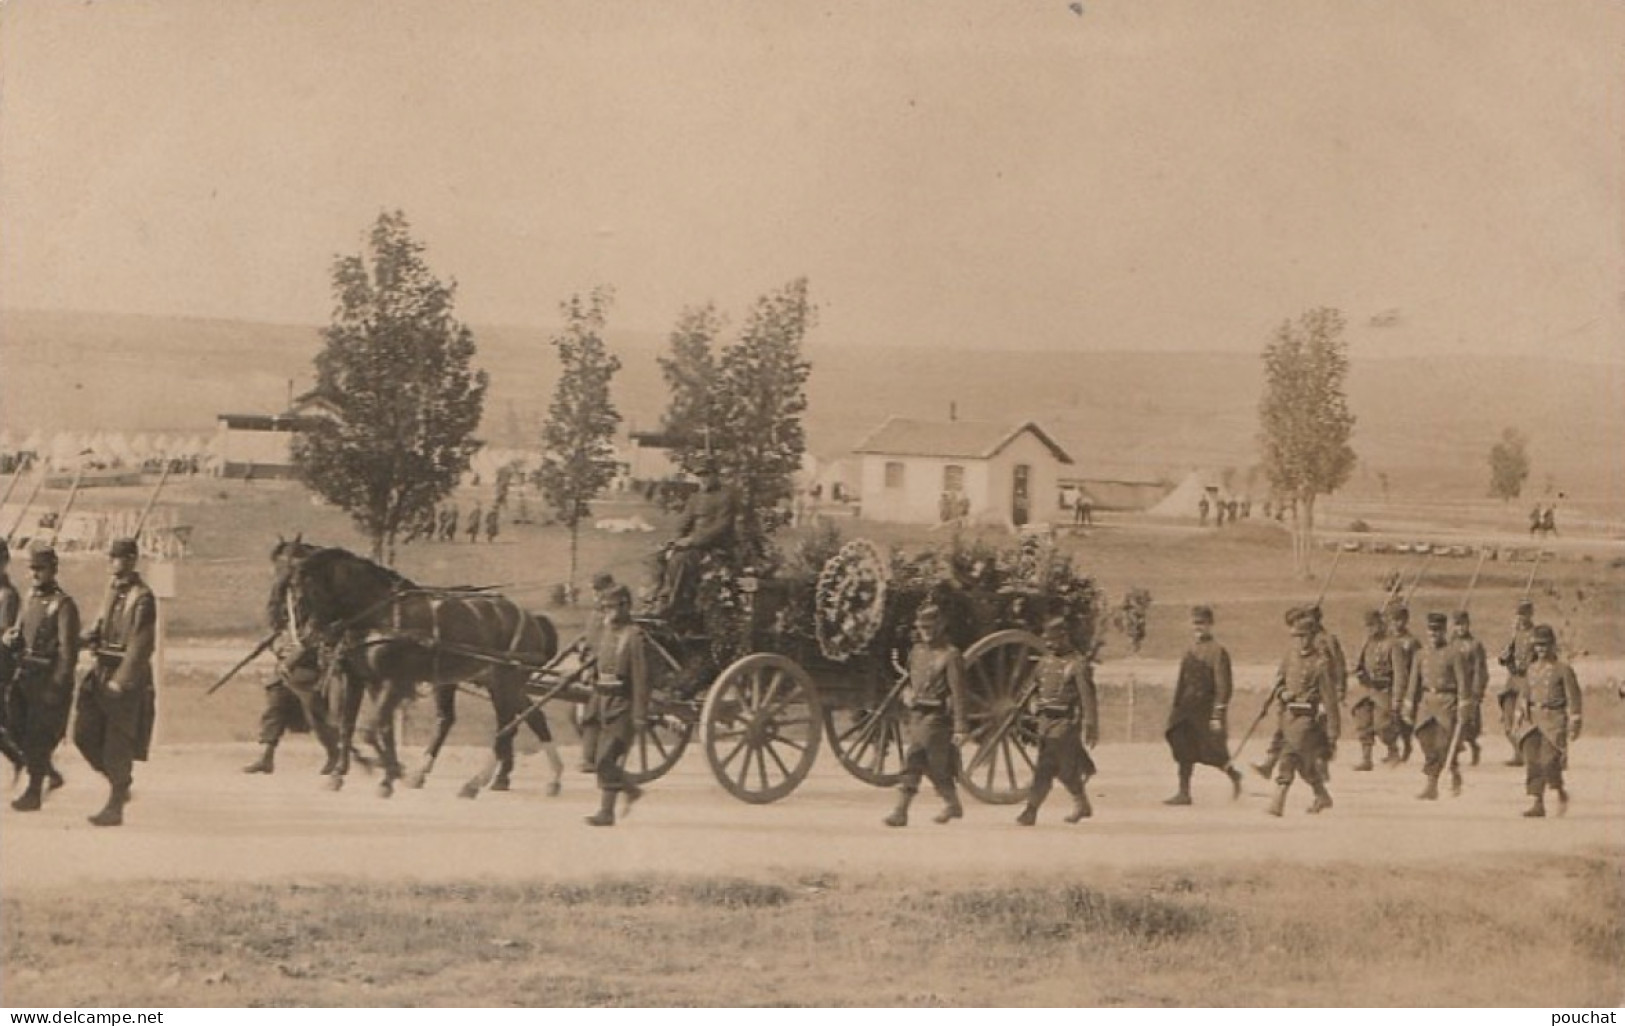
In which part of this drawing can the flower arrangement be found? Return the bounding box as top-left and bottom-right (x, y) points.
(814, 539), (890, 662)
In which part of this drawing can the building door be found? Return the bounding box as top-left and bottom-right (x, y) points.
(1011, 464), (1031, 527)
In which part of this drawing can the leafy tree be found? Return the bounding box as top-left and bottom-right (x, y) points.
(1257, 307), (1357, 577)
(657, 303), (724, 452)
(1487, 427), (1530, 503)
(294, 210), (487, 564)
(537, 287), (622, 602)
(666, 278), (815, 558)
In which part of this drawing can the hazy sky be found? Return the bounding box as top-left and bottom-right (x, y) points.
(2, 0), (1620, 359)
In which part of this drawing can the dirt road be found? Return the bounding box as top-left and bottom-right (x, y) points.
(3, 735), (1619, 894)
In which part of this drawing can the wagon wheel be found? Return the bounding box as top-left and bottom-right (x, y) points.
(958, 629), (1044, 804)
(822, 684), (908, 787)
(624, 709), (693, 785)
(701, 653), (823, 804)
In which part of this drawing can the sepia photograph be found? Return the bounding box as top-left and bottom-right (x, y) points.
(1, 0), (1621, 1011)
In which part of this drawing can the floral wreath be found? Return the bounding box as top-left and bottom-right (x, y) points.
(815, 539), (890, 662)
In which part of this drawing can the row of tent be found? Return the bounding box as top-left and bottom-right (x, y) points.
(0, 429), (221, 471)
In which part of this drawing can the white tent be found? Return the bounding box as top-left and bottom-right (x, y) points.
(1147, 469), (1237, 519)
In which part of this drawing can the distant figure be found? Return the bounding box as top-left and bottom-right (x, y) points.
(1528, 504), (1543, 537)
(955, 493), (970, 521)
(938, 491), (954, 524)
(441, 505), (460, 542)
(466, 502), (483, 543)
(484, 506), (500, 544)
(1540, 506), (1557, 537)
(1262, 500), (1272, 520)
(1198, 496), (1210, 527)
(1241, 499), (1251, 519)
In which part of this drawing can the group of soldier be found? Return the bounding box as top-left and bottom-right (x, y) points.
(0, 537), (158, 827)
(400, 502), (502, 546)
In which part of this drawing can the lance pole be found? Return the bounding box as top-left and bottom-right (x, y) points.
(45, 460), (89, 548)
(131, 461), (175, 542)
(5, 466), (48, 545)
(1457, 546), (1489, 615)
(0, 454), (31, 513)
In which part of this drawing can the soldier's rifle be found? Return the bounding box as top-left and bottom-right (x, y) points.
(0, 455), (32, 516)
(44, 461), (89, 549)
(130, 461), (174, 543)
(1457, 546), (1489, 614)
(1230, 677), (1284, 765)
(4, 465), (48, 546)
(1312, 545), (1345, 612)
(205, 631), (279, 695)
(1401, 550), (1434, 608)
(1519, 550), (1545, 602)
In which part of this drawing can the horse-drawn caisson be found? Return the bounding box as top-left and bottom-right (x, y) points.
(266, 529), (1105, 806)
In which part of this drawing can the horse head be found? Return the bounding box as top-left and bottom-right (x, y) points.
(290, 547), (414, 636)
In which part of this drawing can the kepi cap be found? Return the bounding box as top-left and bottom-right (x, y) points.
(1532, 624), (1557, 645)
(27, 544), (57, 569)
(109, 537), (140, 559)
(1426, 612), (1448, 629)
(1190, 605), (1214, 625)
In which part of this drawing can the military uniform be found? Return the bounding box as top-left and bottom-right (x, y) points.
(1267, 635), (1339, 816)
(653, 471), (740, 620)
(1017, 630), (1096, 824)
(1350, 614), (1400, 768)
(1451, 617), (1489, 765)
(73, 540), (157, 826)
(1400, 617), (1471, 800)
(885, 615), (967, 827)
(1387, 613), (1420, 760)
(4, 546), (80, 811)
(584, 591), (648, 826)
(1163, 610), (1241, 804)
(1497, 614), (1536, 765)
(1511, 628), (1582, 817)
(0, 547), (24, 773)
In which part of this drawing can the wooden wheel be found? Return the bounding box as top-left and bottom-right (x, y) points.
(624, 706), (693, 785)
(701, 653), (823, 804)
(958, 629), (1044, 804)
(822, 685), (908, 788)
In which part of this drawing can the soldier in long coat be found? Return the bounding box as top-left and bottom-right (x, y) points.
(1386, 605), (1421, 761)
(583, 585), (647, 826)
(1016, 616), (1096, 825)
(1162, 605), (1242, 805)
(1399, 612), (1472, 801)
(73, 538), (157, 826)
(1451, 610), (1490, 767)
(884, 604), (967, 827)
(1496, 600), (1536, 766)
(2, 545), (78, 812)
(1510, 625), (1582, 818)
(1266, 617), (1339, 817)
(1253, 604), (1338, 780)
(652, 458), (740, 621)
(0, 540), (25, 774)
(1350, 609), (1400, 769)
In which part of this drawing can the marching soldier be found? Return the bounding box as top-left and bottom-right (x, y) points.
(1265, 616), (1338, 817)
(2, 544), (77, 811)
(1510, 624), (1582, 818)
(73, 538), (157, 826)
(1451, 610), (1489, 767)
(0, 540), (25, 775)
(583, 585), (647, 826)
(884, 604), (967, 827)
(1386, 605), (1420, 761)
(244, 547), (340, 776)
(465, 501), (483, 544)
(1399, 612), (1471, 801)
(1253, 605), (1337, 780)
(1162, 605), (1242, 805)
(1303, 605), (1348, 705)
(1497, 600), (1536, 767)
(1016, 616), (1096, 825)
(1349, 609), (1401, 769)
(572, 572), (620, 774)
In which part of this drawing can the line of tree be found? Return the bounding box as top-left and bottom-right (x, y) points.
(1487, 426), (1531, 503)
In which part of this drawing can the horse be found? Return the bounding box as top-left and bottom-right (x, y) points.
(282, 545), (563, 798)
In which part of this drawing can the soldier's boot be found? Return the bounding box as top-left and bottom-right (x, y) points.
(1504, 745), (1524, 768)
(1164, 766), (1193, 805)
(45, 765), (64, 791)
(884, 790), (914, 828)
(1400, 734), (1414, 762)
(933, 788), (964, 825)
(1063, 787), (1092, 823)
(242, 744), (276, 775)
(1266, 783), (1289, 818)
(1449, 767), (1463, 797)
(1251, 757), (1277, 780)
(1469, 741), (1481, 767)
(619, 784), (644, 819)
(1555, 786), (1569, 817)
(1354, 743), (1374, 771)
(489, 773), (511, 792)
(1382, 741), (1401, 765)
(1307, 782), (1333, 814)
(584, 789), (617, 827)
(88, 785), (128, 828)
(1417, 775), (1439, 801)
(1015, 802), (1039, 826)
(1521, 793), (1546, 818)
(318, 748), (340, 777)
(10, 774), (44, 812)
(1226, 765), (1244, 800)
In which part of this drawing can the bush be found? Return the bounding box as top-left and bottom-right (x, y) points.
(1348, 519), (1371, 533)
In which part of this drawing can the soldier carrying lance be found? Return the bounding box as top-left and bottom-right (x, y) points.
(1015, 615), (1096, 825)
(1264, 615), (1339, 817)
(1497, 557), (1543, 767)
(2, 544), (78, 812)
(1398, 612), (1472, 802)
(1509, 624), (1582, 818)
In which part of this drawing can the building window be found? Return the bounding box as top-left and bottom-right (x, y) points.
(943, 465), (964, 492)
(884, 461), (905, 489)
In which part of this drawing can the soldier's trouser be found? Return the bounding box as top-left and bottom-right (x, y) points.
(1352, 695), (1397, 746)
(1274, 713), (1326, 787)
(8, 674), (69, 777)
(1030, 729), (1089, 805)
(257, 682), (306, 746)
(73, 683), (148, 791)
(594, 714), (634, 793)
(1520, 733), (1565, 796)
(1498, 688), (1521, 740)
(1258, 730), (1285, 768)
(1458, 704), (1482, 745)
(899, 711), (958, 797)
(1415, 721), (1453, 778)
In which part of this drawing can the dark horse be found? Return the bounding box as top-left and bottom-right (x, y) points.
(280, 544), (561, 797)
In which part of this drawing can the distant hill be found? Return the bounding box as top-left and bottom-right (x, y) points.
(3, 308), (1620, 503)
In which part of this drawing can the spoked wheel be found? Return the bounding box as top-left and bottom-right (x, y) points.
(958, 629), (1044, 804)
(624, 706), (693, 785)
(701, 654), (823, 804)
(822, 688), (908, 788)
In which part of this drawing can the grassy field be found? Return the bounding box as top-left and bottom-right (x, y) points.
(3, 853), (1619, 1007)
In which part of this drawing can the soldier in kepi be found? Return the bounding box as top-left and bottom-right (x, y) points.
(1016, 616), (1096, 825)
(583, 585), (647, 827)
(1265, 615), (1339, 817)
(1162, 605), (1242, 805)
(1385, 604), (1420, 762)
(1350, 610), (1400, 769)
(2, 544), (77, 812)
(1496, 600), (1537, 767)
(0, 540), (25, 776)
(1450, 610), (1489, 767)
(1253, 604), (1338, 780)
(1399, 612), (1472, 801)
(650, 456), (740, 621)
(73, 538), (157, 827)
(1510, 624), (1582, 818)
(884, 603), (967, 827)
(244, 544), (341, 776)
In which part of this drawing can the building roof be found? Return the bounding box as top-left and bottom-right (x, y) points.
(852, 418), (1074, 464)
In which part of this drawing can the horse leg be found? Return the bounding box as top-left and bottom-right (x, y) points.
(461, 681), (519, 799)
(365, 683), (407, 798)
(407, 683), (456, 789)
(326, 668), (367, 792)
(524, 705), (564, 798)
